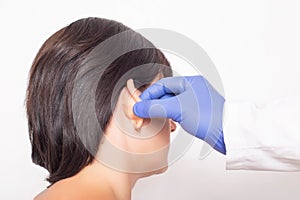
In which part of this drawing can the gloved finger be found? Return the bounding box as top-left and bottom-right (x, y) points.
(133, 96), (181, 121)
(160, 94), (175, 99)
(139, 76), (188, 100)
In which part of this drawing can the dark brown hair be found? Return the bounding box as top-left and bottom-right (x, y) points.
(25, 17), (172, 185)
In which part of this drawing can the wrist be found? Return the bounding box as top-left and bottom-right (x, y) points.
(214, 131), (226, 155)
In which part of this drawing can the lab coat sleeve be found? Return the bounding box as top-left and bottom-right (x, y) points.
(223, 96), (300, 171)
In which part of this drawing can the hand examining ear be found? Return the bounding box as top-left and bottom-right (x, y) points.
(133, 76), (226, 154)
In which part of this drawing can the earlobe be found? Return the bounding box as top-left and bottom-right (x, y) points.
(170, 120), (177, 132)
(123, 79), (144, 131)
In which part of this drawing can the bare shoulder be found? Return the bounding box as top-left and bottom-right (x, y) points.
(33, 176), (116, 200)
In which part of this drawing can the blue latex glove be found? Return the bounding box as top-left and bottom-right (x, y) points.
(133, 75), (226, 154)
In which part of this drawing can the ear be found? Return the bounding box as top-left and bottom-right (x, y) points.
(123, 79), (144, 131)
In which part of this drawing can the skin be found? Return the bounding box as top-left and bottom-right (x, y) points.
(34, 79), (176, 200)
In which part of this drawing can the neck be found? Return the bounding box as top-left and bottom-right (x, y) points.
(82, 159), (141, 200)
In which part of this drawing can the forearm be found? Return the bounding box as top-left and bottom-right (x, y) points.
(223, 97), (300, 171)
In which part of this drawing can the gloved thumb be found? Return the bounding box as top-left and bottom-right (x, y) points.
(133, 97), (181, 121)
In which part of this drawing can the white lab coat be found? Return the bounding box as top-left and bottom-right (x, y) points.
(223, 96), (300, 171)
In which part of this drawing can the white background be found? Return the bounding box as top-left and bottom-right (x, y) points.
(1, 0), (300, 199)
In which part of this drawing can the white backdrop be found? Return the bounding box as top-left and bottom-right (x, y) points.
(1, 0), (300, 199)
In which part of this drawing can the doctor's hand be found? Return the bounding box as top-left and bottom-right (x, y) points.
(133, 75), (226, 154)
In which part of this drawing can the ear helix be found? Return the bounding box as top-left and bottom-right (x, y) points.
(126, 79), (143, 131)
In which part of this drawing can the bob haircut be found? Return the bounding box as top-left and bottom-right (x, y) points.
(25, 17), (172, 184)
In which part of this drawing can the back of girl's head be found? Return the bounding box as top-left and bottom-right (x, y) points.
(26, 17), (172, 184)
